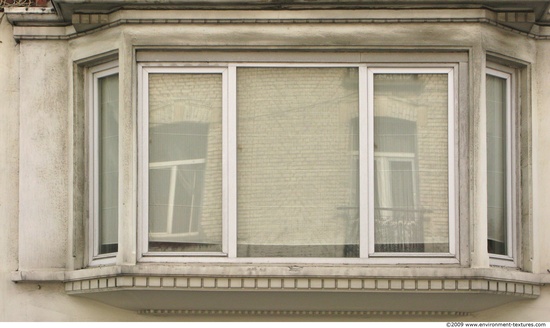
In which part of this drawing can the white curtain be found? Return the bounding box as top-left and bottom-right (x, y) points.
(237, 67), (359, 257)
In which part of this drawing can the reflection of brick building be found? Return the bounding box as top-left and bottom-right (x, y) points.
(374, 74), (449, 252)
(149, 74), (223, 251)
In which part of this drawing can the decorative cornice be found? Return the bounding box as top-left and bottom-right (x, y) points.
(10, 16), (550, 41)
(138, 309), (471, 316)
(65, 275), (541, 298)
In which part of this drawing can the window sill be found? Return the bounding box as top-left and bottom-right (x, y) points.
(12, 265), (548, 315)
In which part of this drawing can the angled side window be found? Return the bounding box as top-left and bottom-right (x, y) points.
(486, 66), (516, 265)
(89, 62), (119, 265)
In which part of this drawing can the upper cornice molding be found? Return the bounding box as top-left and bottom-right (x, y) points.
(4, 0), (550, 39)
(7, 7), (550, 40)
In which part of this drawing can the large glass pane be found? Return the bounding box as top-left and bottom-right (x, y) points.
(148, 73), (222, 252)
(373, 73), (449, 253)
(98, 74), (119, 254)
(237, 67), (359, 257)
(486, 74), (508, 255)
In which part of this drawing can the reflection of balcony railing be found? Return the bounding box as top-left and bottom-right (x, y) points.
(374, 207), (430, 252)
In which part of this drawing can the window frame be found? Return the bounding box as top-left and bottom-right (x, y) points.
(486, 65), (517, 267)
(88, 61), (119, 266)
(366, 67), (458, 259)
(138, 65), (230, 258)
(136, 61), (460, 265)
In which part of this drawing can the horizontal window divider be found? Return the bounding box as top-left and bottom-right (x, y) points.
(136, 51), (469, 64)
(143, 252), (229, 257)
(137, 257), (461, 265)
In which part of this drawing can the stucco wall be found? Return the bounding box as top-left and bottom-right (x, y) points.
(0, 15), (142, 322)
(1, 10), (550, 321)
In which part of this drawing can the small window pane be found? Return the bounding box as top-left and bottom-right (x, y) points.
(486, 74), (508, 256)
(98, 74), (119, 254)
(237, 67), (359, 257)
(373, 73), (449, 253)
(148, 73), (223, 252)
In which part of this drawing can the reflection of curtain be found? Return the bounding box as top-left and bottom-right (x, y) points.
(486, 75), (507, 255)
(375, 159), (393, 210)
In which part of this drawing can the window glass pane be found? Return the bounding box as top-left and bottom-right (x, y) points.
(486, 74), (508, 255)
(98, 74), (119, 254)
(237, 67), (359, 257)
(148, 73), (223, 252)
(373, 73), (449, 253)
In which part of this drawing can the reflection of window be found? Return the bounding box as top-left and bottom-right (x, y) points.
(486, 67), (515, 265)
(374, 155), (421, 252)
(142, 69), (224, 255)
(89, 62), (119, 265)
(148, 122), (208, 246)
(373, 117), (421, 252)
(368, 69), (456, 257)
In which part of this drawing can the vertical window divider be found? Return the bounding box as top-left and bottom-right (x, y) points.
(366, 67), (376, 257)
(89, 67), (100, 262)
(138, 64), (150, 257)
(227, 64), (238, 258)
(359, 65), (369, 259)
(506, 73), (515, 261)
(447, 67), (457, 257)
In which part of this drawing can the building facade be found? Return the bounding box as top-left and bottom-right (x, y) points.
(1, 0), (550, 321)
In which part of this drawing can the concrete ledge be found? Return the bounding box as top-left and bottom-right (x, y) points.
(12, 265), (548, 313)
(63, 273), (541, 313)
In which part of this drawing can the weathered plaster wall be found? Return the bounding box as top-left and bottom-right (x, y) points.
(533, 39), (550, 277)
(1, 14), (550, 321)
(0, 16), (144, 321)
(0, 12), (21, 321)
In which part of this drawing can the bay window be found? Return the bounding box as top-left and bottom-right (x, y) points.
(136, 62), (457, 262)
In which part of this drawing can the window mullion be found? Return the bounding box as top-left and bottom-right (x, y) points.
(139, 65), (150, 257)
(506, 73), (514, 259)
(359, 65), (370, 259)
(448, 68), (457, 257)
(227, 64), (238, 258)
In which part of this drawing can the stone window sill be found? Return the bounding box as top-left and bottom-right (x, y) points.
(11, 264), (549, 315)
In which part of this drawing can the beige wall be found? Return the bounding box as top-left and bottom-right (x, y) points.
(1, 10), (550, 321)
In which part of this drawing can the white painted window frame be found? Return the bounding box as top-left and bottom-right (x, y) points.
(136, 62), (459, 264)
(486, 66), (517, 267)
(138, 65), (230, 258)
(88, 61), (119, 266)
(366, 67), (457, 260)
